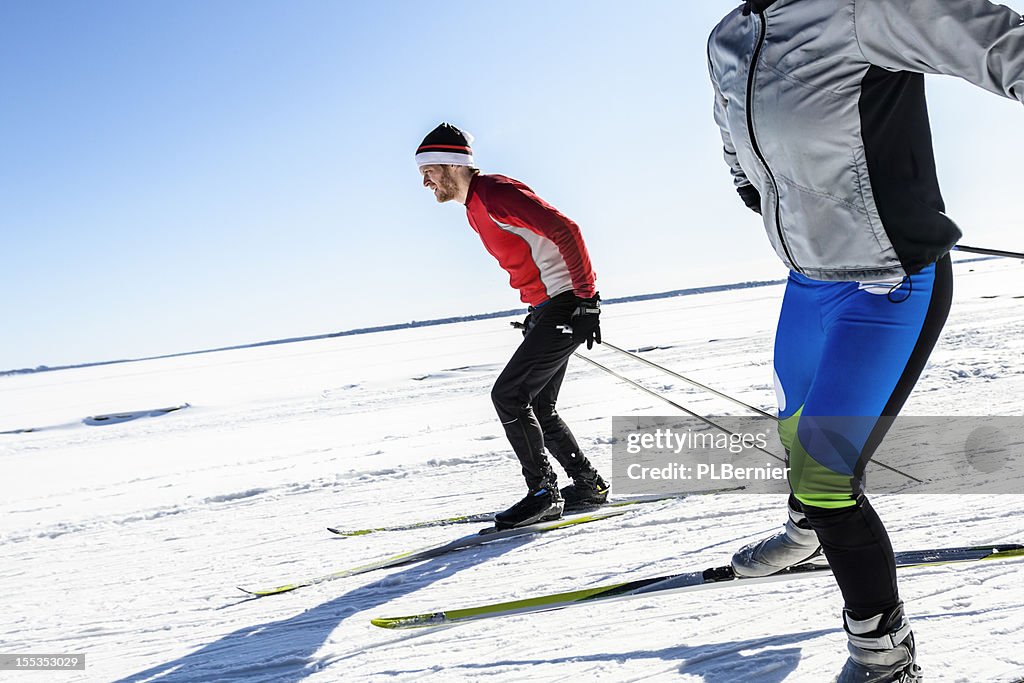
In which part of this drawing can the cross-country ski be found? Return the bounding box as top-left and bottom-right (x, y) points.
(372, 544), (1024, 629)
(241, 508), (628, 597)
(326, 490), (737, 536)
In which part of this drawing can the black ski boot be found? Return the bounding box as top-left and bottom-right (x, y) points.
(835, 602), (922, 682)
(494, 484), (564, 530)
(560, 471), (610, 510)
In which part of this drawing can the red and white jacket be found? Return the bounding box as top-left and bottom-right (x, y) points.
(464, 174), (597, 307)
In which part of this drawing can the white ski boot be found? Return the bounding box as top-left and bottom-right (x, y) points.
(732, 501), (822, 577)
(835, 602), (922, 682)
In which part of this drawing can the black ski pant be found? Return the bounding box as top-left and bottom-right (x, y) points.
(491, 291), (594, 490)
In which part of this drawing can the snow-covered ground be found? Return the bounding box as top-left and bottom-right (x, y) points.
(1, 257), (1022, 683)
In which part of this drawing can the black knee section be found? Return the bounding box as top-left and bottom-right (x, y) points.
(803, 496), (899, 618)
(491, 380), (523, 424)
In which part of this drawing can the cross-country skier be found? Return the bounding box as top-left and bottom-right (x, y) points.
(416, 122), (609, 529)
(708, 1), (1024, 680)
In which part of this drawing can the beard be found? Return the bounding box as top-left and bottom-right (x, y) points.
(432, 168), (460, 203)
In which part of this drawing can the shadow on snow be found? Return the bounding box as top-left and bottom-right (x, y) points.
(113, 535), (534, 683)
(369, 627), (835, 682)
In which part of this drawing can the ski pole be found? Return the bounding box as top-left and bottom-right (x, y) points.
(596, 339), (922, 483)
(568, 347), (788, 465)
(953, 244), (1024, 260)
(513, 321), (784, 462)
(598, 340), (778, 420)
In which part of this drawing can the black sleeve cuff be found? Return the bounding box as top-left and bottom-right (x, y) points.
(736, 184), (762, 215)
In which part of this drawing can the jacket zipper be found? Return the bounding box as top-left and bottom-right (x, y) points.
(746, 12), (801, 273)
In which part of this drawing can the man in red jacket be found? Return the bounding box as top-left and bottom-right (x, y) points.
(417, 122), (608, 529)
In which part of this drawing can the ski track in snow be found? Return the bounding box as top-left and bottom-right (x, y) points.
(0, 259), (1022, 682)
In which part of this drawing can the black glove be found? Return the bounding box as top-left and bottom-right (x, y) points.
(570, 294), (601, 349)
(736, 184), (762, 215)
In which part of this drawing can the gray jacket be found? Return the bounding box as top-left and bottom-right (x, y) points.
(708, 0), (1024, 280)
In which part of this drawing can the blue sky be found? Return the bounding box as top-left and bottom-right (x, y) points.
(2, 1), (1022, 370)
